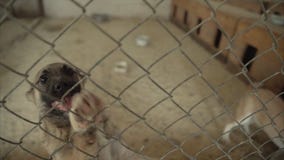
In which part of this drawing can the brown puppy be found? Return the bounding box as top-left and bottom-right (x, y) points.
(27, 63), (154, 160)
(222, 88), (284, 148)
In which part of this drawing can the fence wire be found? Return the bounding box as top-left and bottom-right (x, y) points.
(0, 0), (284, 160)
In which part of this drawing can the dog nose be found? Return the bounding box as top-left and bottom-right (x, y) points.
(54, 83), (63, 93)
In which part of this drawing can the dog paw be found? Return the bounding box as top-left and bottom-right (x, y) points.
(69, 90), (103, 132)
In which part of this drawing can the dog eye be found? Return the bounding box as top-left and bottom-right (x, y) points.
(39, 74), (48, 84)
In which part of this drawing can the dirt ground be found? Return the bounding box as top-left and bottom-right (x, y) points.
(0, 17), (278, 160)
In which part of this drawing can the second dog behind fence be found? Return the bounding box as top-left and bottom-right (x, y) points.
(222, 88), (284, 149)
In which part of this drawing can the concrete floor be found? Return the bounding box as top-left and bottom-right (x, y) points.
(0, 17), (275, 160)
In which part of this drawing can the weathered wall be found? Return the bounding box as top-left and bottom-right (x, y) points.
(10, 0), (171, 19)
(171, 0), (284, 94)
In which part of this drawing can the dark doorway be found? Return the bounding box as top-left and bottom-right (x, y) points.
(242, 45), (257, 71)
(183, 10), (188, 25)
(196, 18), (202, 35)
(214, 29), (222, 48)
(172, 5), (177, 18)
(281, 88), (284, 100)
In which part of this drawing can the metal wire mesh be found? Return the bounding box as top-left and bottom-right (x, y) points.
(0, 0), (284, 160)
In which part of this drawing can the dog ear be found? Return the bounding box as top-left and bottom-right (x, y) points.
(26, 87), (35, 102)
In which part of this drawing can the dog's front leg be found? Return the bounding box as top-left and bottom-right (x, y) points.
(68, 90), (106, 159)
(69, 90), (104, 132)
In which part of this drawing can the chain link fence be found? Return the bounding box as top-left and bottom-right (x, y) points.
(0, 0), (284, 160)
